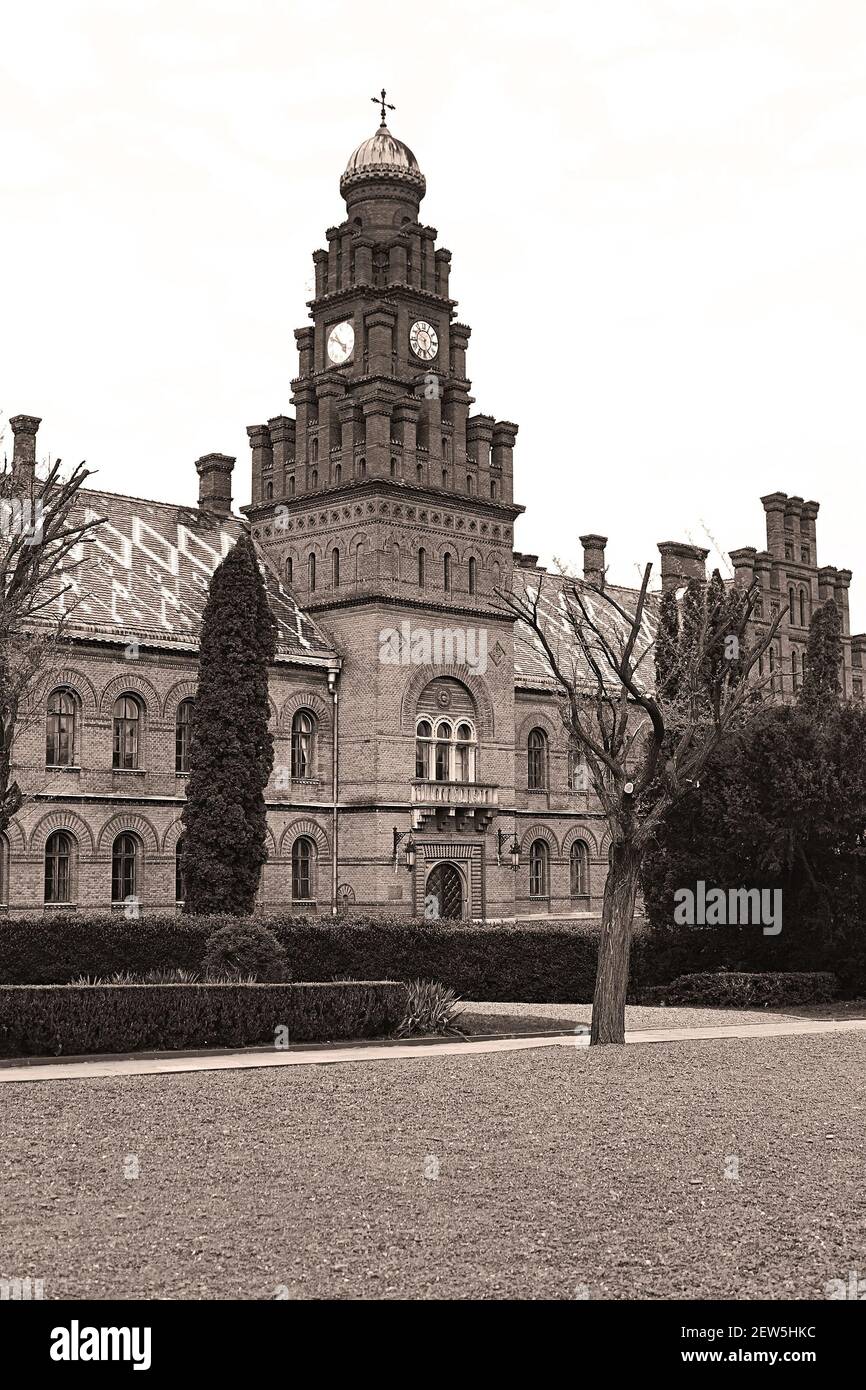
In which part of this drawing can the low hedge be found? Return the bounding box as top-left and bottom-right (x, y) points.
(0, 981), (406, 1057)
(633, 922), (866, 997)
(0, 914), (605, 1002)
(641, 971), (839, 1008)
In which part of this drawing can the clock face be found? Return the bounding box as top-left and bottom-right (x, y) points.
(410, 320), (438, 361)
(327, 320), (354, 365)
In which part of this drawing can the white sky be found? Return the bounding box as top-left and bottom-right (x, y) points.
(1, 0), (864, 629)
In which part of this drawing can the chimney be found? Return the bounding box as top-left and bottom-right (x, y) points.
(657, 541), (709, 592)
(195, 452), (234, 517)
(728, 546), (757, 587)
(9, 414), (41, 491)
(579, 534), (607, 589)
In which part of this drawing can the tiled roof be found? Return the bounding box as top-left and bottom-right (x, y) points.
(512, 565), (659, 692)
(41, 488), (337, 662)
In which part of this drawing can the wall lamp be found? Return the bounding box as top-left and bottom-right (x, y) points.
(497, 829), (520, 872)
(393, 828), (416, 871)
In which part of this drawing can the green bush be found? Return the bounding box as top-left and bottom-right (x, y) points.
(202, 921), (286, 981)
(397, 979), (464, 1037)
(0, 981), (406, 1057)
(0, 914), (605, 1002)
(640, 971), (838, 1008)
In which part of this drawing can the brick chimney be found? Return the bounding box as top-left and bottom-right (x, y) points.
(8, 414), (41, 491)
(195, 453), (234, 517)
(657, 541), (709, 592)
(579, 534), (607, 589)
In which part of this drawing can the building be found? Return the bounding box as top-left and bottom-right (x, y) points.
(4, 114), (863, 919)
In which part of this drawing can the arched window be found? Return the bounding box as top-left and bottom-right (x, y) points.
(176, 835), (186, 904)
(358, 457), (367, 479)
(435, 721), (452, 782)
(311, 468), (318, 489)
(289, 474), (296, 496)
(265, 481), (273, 501)
(334, 463), (342, 485)
(491, 560), (501, 589)
(308, 552), (316, 592)
(112, 832), (140, 903)
(390, 457), (398, 478)
(417, 463), (424, 484)
(466, 474), (474, 495)
(800, 589), (807, 627)
(789, 586), (796, 623)
(490, 480), (498, 500)
(285, 556), (293, 585)
(332, 547), (340, 587)
(455, 723), (476, 782)
(46, 688), (79, 767)
(175, 699), (194, 773)
(311, 437), (319, 462)
(392, 543), (400, 580)
(355, 541), (366, 582)
(443, 552), (452, 593)
(45, 830), (74, 904)
(291, 710), (315, 779)
(570, 841), (589, 898)
(292, 837), (315, 901)
(418, 547), (426, 587)
(415, 719), (433, 779)
(529, 840), (549, 899)
(468, 556), (477, 595)
(442, 468), (449, 488)
(527, 728), (548, 790)
(792, 650), (799, 691)
(112, 694), (143, 770)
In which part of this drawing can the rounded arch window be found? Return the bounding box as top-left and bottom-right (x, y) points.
(570, 841), (590, 898)
(285, 556), (293, 586)
(800, 589), (807, 627)
(527, 728), (548, 790)
(390, 457), (398, 478)
(468, 556), (477, 595)
(112, 694), (143, 770)
(311, 468), (318, 489)
(45, 830), (75, 905)
(292, 836), (316, 901)
(175, 699), (194, 773)
(529, 839), (549, 899)
(176, 834), (186, 904)
(443, 552), (452, 593)
(291, 710), (316, 780)
(46, 687), (79, 767)
(265, 481), (273, 501)
(418, 547), (426, 587)
(416, 716), (477, 783)
(112, 832), (141, 903)
(334, 463), (342, 484)
(308, 552), (316, 591)
(332, 547), (340, 587)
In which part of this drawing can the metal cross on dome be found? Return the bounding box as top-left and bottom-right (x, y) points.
(371, 88), (395, 126)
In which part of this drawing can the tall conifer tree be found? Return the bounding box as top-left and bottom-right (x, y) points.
(181, 534), (276, 914)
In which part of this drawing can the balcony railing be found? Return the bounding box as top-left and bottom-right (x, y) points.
(411, 780), (498, 809)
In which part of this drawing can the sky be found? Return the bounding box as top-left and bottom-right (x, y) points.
(1, 0), (864, 628)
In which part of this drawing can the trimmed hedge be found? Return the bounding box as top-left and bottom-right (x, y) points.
(0, 981), (406, 1057)
(633, 922), (866, 997)
(641, 971), (839, 1008)
(0, 914), (605, 1002)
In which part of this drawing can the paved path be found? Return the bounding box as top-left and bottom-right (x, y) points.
(1, 1015), (865, 1084)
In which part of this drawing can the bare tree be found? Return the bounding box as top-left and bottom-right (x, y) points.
(504, 565), (781, 1045)
(0, 431), (105, 835)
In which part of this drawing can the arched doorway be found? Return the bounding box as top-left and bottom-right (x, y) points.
(425, 862), (464, 921)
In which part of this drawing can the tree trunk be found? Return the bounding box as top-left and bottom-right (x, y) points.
(590, 837), (642, 1045)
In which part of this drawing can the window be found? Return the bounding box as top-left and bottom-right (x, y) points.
(46, 688), (78, 767)
(570, 841), (589, 898)
(466, 474), (474, 495)
(417, 717), (476, 783)
(417, 463), (424, 484)
(418, 547), (426, 587)
(792, 651), (799, 692)
(355, 541), (366, 581)
(490, 480), (498, 500)
(334, 463), (342, 485)
(789, 586), (796, 623)
(176, 835), (186, 903)
(854, 678), (863, 700)
(568, 748), (587, 792)
(527, 728), (547, 790)
(800, 589), (807, 627)
(785, 542), (794, 560)
(468, 556), (477, 595)
(265, 481), (273, 500)
(443, 552), (452, 593)
(308, 553), (316, 591)
(358, 457), (367, 478)
(112, 694), (143, 770)
(289, 474), (295, 496)
(415, 719), (433, 779)
(801, 545), (810, 563)
(311, 437), (319, 463)
(332, 547), (340, 587)
(112, 832), (140, 903)
(311, 468), (318, 489)
(292, 837), (315, 900)
(285, 557), (293, 585)
(291, 710), (315, 779)
(390, 457), (397, 478)
(529, 840), (549, 899)
(175, 699), (193, 773)
(45, 830), (73, 904)
(442, 468), (448, 488)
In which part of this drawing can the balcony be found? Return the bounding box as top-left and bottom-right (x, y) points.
(410, 780), (498, 832)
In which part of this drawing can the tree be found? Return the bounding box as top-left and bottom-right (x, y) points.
(505, 566), (780, 1044)
(180, 533), (276, 915)
(799, 599), (842, 714)
(1, 440), (103, 836)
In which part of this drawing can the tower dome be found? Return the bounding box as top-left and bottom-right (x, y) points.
(340, 122), (426, 197)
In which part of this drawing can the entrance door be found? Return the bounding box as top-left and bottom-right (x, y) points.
(425, 863), (464, 921)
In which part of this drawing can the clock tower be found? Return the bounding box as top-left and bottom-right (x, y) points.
(244, 103), (524, 918)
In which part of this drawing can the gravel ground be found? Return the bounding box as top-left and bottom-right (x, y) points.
(1, 1031), (864, 1300)
(462, 998), (866, 1032)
